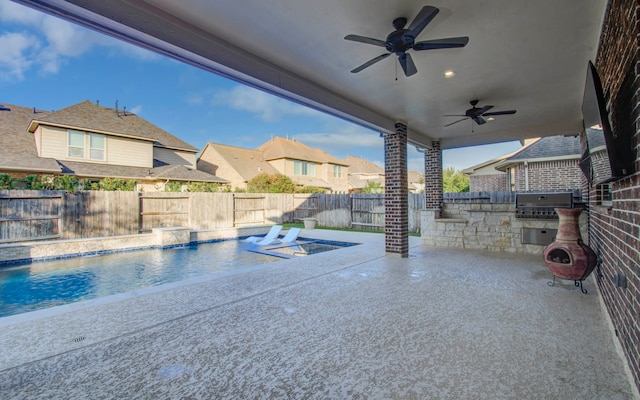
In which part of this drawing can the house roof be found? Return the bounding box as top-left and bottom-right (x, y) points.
(343, 156), (384, 175)
(408, 171), (423, 184)
(58, 160), (226, 183)
(291, 176), (332, 189)
(462, 140), (536, 174)
(0, 103), (61, 173)
(507, 135), (581, 160)
(28, 100), (198, 152)
(258, 136), (348, 166)
(201, 142), (280, 182)
(494, 135), (581, 171)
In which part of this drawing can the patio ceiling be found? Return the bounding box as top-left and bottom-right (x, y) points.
(15, 0), (607, 150)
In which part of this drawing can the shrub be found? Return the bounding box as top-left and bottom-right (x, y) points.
(247, 173), (295, 193)
(0, 174), (15, 190)
(165, 181), (182, 192)
(85, 177), (136, 191)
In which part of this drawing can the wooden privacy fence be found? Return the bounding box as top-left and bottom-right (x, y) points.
(0, 190), (433, 242)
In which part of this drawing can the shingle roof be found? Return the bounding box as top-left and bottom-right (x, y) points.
(507, 135), (581, 160)
(29, 100), (197, 152)
(258, 136), (348, 165)
(0, 103), (61, 173)
(57, 160), (226, 182)
(342, 156), (384, 174)
(202, 142), (280, 182)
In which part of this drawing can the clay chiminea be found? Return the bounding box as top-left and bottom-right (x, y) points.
(543, 207), (597, 293)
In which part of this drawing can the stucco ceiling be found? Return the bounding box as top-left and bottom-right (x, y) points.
(14, 0), (607, 150)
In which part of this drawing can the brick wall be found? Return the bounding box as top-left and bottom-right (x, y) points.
(383, 123), (409, 257)
(469, 174), (508, 192)
(510, 159), (582, 192)
(424, 140), (443, 209)
(592, 0), (640, 391)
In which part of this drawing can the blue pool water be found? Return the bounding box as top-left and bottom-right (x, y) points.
(0, 239), (355, 318)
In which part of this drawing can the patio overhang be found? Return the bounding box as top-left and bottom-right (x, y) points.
(11, 0), (607, 150)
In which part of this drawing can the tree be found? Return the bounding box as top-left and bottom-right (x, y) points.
(361, 180), (384, 194)
(443, 167), (470, 193)
(247, 173), (296, 193)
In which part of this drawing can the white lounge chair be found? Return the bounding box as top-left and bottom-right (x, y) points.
(256, 227), (301, 246)
(244, 225), (282, 243)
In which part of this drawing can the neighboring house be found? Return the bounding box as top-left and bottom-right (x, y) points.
(258, 137), (349, 193)
(199, 136), (350, 193)
(465, 135), (583, 193)
(342, 156), (385, 193)
(408, 171), (424, 193)
(197, 143), (280, 190)
(0, 101), (226, 191)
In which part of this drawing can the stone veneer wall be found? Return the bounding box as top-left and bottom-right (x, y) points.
(420, 203), (587, 255)
(591, 0), (640, 391)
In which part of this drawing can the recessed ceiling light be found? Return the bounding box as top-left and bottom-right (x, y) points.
(443, 70), (455, 78)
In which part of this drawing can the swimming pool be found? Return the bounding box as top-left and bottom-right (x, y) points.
(0, 239), (356, 317)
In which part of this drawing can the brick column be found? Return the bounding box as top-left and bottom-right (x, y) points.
(384, 122), (409, 257)
(424, 140), (443, 215)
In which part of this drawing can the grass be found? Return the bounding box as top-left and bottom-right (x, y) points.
(281, 223), (420, 237)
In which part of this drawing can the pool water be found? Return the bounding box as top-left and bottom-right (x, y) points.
(0, 239), (354, 318)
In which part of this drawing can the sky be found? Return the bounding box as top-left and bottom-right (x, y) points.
(0, 0), (522, 173)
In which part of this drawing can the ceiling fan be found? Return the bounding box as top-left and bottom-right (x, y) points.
(344, 5), (469, 77)
(444, 100), (517, 127)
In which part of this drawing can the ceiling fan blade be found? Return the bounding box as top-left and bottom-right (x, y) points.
(406, 6), (439, 38)
(473, 116), (487, 125)
(413, 37), (469, 50)
(476, 105), (494, 115)
(398, 53), (417, 76)
(344, 34), (386, 47)
(444, 118), (468, 127)
(443, 114), (466, 117)
(482, 110), (517, 116)
(350, 53), (391, 73)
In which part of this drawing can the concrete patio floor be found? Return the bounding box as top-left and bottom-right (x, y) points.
(0, 230), (637, 399)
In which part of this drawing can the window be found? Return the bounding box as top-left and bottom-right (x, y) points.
(68, 130), (106, 160)
(68, 130), (85, 158)
(90, 133), (105, 160)
(294, 160), (316, 176)
(333, 165), (342, 178)
(597, 183), (612, 206)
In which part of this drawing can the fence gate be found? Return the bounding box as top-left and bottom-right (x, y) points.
(233, 195), (265, 226)
(139, 194), (190, 232)
(0, 191), (63, 243)
(350, 194), (385, 230)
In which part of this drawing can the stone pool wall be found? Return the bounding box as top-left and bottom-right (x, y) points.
(0, 226), (272, 264)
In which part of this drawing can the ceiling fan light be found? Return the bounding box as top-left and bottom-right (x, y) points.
(443, 70), (455, 78)
(487, 117), (496, 121)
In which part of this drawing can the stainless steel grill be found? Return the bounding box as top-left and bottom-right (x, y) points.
(515, 192), (574, 219)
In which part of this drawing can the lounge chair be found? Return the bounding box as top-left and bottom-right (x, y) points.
(256, 227), (301, 246)
(243, 225), (282, 243)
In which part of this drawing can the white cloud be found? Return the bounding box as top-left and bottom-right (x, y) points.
(213, 85), (323, 122)
(0, 32), (39, 81)
(129, 105), (143, 115)
(0, 0), (158, 79)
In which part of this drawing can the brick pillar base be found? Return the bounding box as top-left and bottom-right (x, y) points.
(384, 122), (409, 257)
(424, 140), (443, 213)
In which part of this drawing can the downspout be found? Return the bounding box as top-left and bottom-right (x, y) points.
(524, 161), (529, 191)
